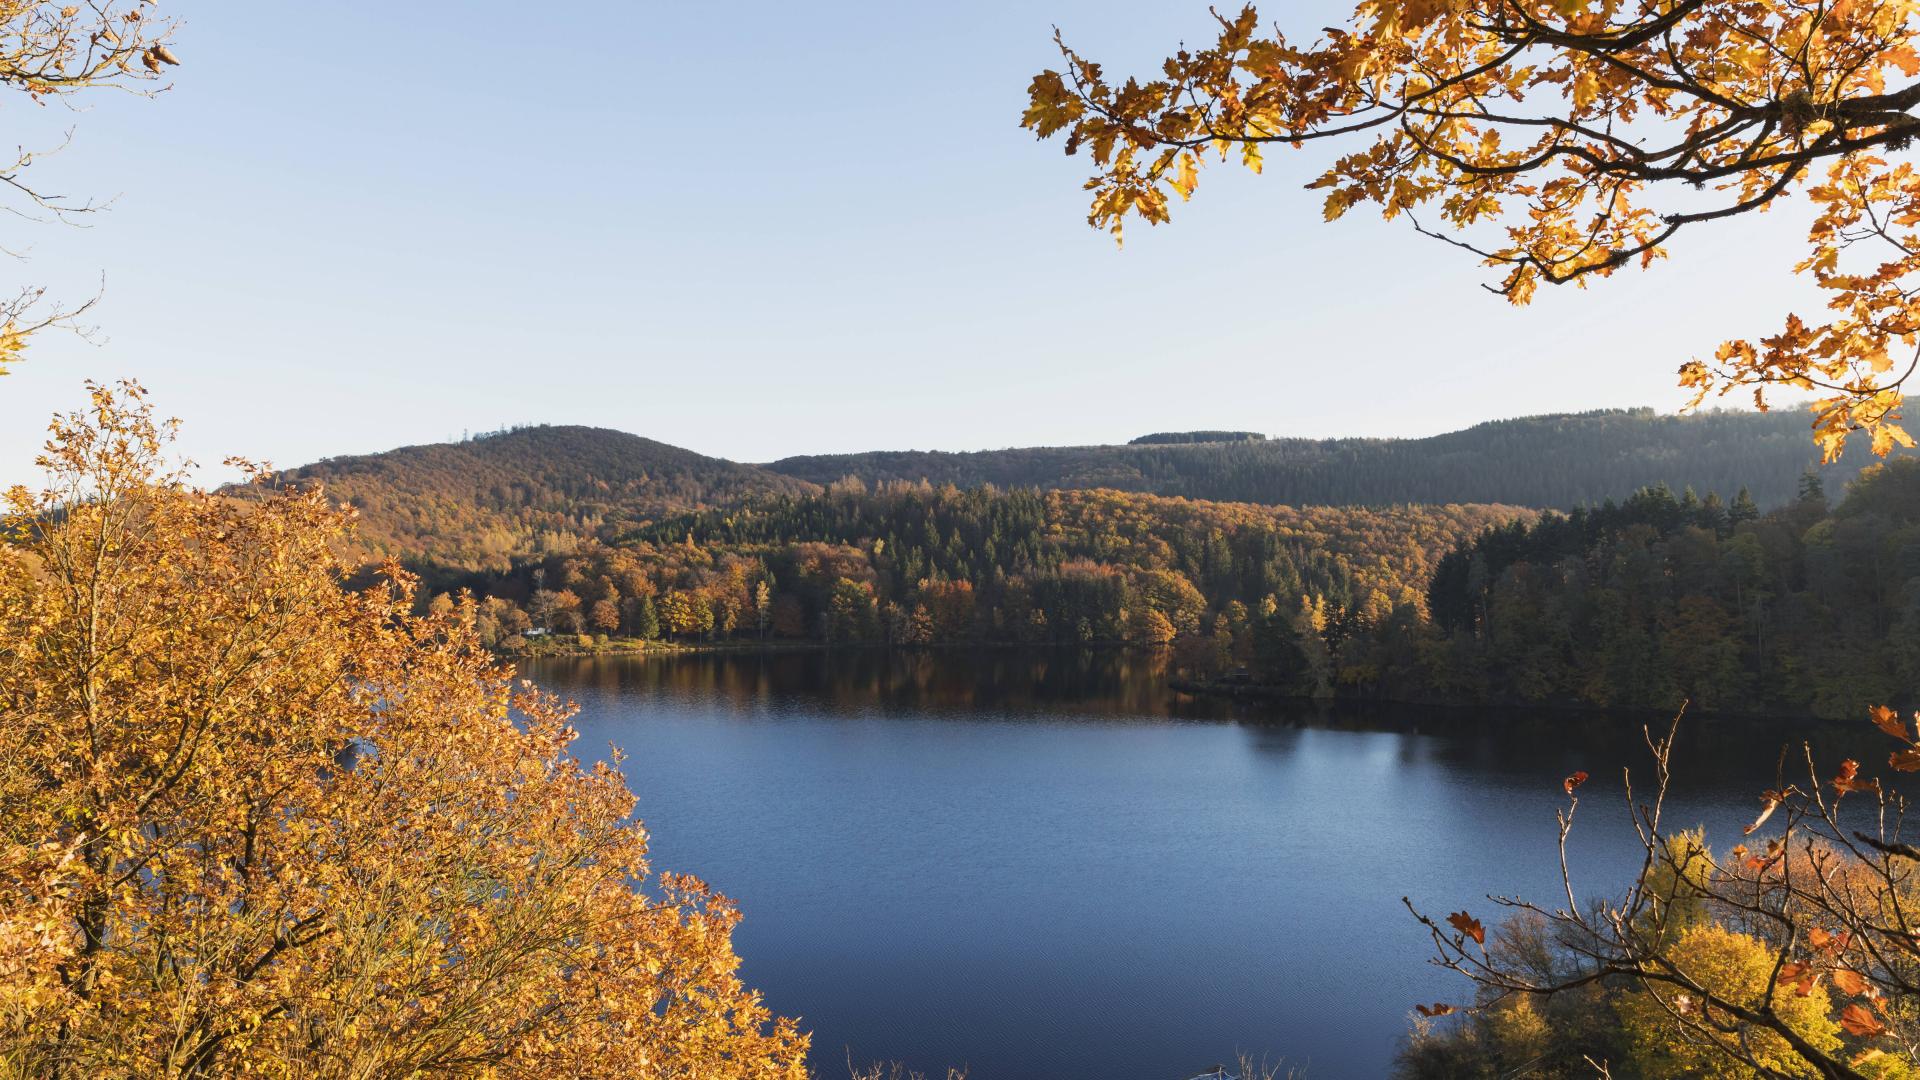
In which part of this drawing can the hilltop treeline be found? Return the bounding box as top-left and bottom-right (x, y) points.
(767, 409), (1889, 510)
(419, 485), (1529, 656)
(1128, 431), (1266, 445)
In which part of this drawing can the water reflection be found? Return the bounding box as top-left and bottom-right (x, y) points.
(524, 648), (1885, 1080)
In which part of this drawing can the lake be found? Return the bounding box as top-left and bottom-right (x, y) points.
(523, 649), (1882, 1080)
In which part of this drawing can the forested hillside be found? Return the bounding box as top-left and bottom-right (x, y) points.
(267, 409), (1901, 578)
(263, 411), (1920, 721)
(274, 425), (817, 568)
(767, 409), (1894, 509)
(420, 485), (1531, 656)
(1372, 462), (1920, 718)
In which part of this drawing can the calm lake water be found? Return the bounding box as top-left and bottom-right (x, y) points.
(523, 649), (1884, 1080)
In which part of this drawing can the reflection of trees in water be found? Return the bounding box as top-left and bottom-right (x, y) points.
(529, 647), (1217, 722)
(527, 650), (1884, 806)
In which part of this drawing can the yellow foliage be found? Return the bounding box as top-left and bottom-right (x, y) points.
(1484, 995), (1550, 1064)
(1616, 925), (1842, 1079)
(0, 383), (808, 1077)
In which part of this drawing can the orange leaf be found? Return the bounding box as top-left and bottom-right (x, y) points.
(1447, 911), (1486, 945)
(1834, 969), (1871, 996)
(1841, 1002), (1888, 1037)
(1563, 770), (1588, 796)
(1779, 960), (1819, 995)
(1834, 761), (1880, 795)
(1871, 706), (1905, 740)
(1414, 1002), (1455, 1017)
(1890, 749), (1920, 772)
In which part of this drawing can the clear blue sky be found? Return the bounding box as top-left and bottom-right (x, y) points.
(0, 0), (1827, 483)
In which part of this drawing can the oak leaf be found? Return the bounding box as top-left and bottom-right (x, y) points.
(1447, 911), (1485, 945)
(1841, 1003), (1888, 1037)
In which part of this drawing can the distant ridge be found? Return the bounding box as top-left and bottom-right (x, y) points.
(765, 408), (1894, 511)
(267, 408), (1907, 573)
(273, 425), (816, 568)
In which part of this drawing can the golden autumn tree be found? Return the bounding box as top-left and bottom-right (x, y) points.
(0, 383), (809, 1079)
(1024, 0), (1920, 458)
(0, 2), (181, 378)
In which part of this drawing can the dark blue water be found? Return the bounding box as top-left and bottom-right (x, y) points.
(524, 649), (1881, 1080)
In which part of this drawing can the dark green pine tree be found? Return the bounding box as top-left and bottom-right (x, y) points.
(1729, 486), (1760, 526)
(1798, 469), (1828, 512)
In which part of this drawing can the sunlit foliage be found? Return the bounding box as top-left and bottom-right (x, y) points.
(1023, 1), (1920, 457)
(414, 482), (1530, 662)
(0, 384), (807, 1077)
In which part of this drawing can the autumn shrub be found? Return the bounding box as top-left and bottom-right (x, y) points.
(0, 384), (808, 1078)
(1614, 924), (1842, 1078)
(1400, 711), (1920, 1079)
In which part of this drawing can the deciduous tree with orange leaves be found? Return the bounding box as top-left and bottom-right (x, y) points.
(1023, 0), (1920, 458)
(0, 383), (808, 1078)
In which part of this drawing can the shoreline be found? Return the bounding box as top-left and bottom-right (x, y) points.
(507, 639), (1855, 726)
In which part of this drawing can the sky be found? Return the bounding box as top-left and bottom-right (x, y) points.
(0, 0), (1834, 484)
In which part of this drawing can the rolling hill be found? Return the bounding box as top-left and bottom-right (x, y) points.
(271, 425), (817, 569)
(267, 407), (1904, 574)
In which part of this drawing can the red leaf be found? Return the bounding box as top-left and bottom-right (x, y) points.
(1563, 770), (1589, 796)
(1414, 1002), (1455, 1017)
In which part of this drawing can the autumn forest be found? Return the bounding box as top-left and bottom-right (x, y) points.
(272, 415), (1920, 723)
